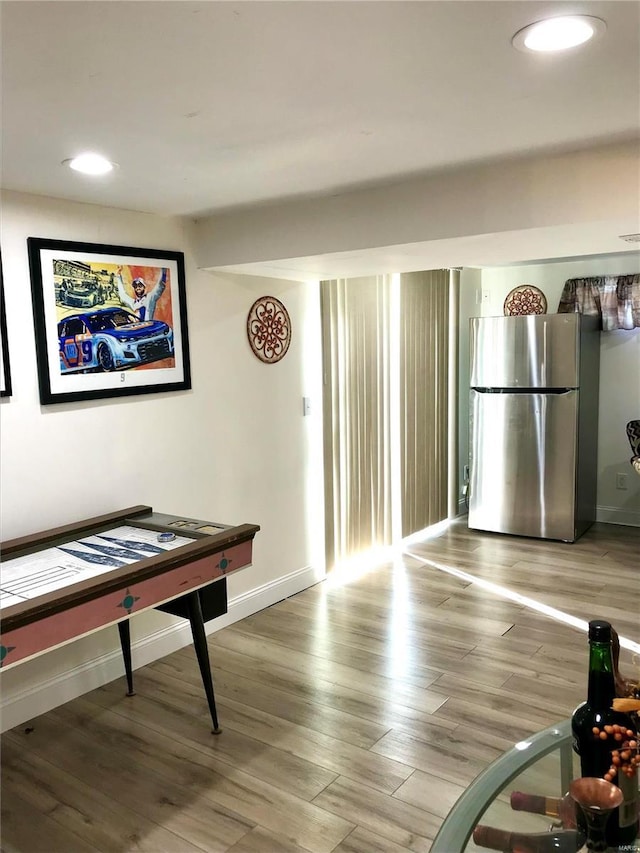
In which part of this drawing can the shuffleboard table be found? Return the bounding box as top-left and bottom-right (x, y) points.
(0, 505), (260, 732)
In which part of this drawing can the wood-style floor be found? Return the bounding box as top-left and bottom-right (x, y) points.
(2, 520), (639, 853)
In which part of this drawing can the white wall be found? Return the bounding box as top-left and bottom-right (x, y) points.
(0, 191), (325, 729)
(457, 268), (481, 507)
(457, 254), (640, 526)
(194, 141), (640, 272)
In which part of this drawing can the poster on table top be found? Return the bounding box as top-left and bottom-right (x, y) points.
(0, 526), (193, 609)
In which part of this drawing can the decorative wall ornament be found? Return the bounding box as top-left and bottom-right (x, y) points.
(247, 296), (291, 364)
(504, 284), (547, 316)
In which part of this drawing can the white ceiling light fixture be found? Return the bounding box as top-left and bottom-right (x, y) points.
(512, 15), (606, 53)
(64, 152), (116, 175)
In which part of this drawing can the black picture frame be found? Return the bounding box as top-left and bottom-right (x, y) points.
(27, 237), (191, 405)
(1, 255), (12, 398)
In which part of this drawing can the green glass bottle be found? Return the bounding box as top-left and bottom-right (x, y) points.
(571, 619), (639, 846)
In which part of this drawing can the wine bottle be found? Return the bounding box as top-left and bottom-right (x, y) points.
(611, 626), (640, 699)
(472, 824), (584, 852)
(510, 790), (577, 828)
(571, 619), (639, 846)
(610, 625), (639, 699)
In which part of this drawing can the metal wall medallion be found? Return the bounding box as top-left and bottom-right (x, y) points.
(504, 285), (547, 316)
(247, 296), (292, 363)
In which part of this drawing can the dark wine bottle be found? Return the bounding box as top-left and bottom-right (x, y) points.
(571, 619), (639, 846)
(610, 625), (640, 698)
(510, 790), (577, 828)
(472, 824), (584, 852)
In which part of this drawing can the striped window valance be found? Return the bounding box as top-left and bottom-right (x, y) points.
(557, 273), (639, 331)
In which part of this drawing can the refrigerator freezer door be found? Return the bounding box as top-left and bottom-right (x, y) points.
(468, 390), (578, 541)
(470, 314), (580, 389)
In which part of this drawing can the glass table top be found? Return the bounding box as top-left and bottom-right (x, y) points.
(432, 719), (582, 851)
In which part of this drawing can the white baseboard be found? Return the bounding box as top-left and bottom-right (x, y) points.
(0, 564), (323, 733)
(596, 504), (640, 527)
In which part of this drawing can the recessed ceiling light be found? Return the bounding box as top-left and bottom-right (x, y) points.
(512, 15), (606, 53)
(63, 152), (116, 175)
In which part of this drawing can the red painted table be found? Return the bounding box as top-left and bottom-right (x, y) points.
(0, 505), (260, 732)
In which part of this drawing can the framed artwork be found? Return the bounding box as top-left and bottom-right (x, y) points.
(1, 255), (12, 398)
(27, 238), (191, 405)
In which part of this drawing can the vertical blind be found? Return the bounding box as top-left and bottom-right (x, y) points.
(399, 270), (450, 537)
(321, 271), (450, 569)
(321, 276), (393, 570)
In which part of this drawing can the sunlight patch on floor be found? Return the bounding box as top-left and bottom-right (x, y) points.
(324, 544), (398, 590)
(404, 550), (640, 656)
(325, 519), (452, 590)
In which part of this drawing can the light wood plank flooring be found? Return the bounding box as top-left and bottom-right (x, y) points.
(2, 520), (639, 852)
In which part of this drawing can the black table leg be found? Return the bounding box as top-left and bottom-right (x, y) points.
(117, 620), (135, 696)
(186, 590), (221, 734)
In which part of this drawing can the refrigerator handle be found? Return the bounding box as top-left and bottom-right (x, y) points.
(472, 388), (575, 394)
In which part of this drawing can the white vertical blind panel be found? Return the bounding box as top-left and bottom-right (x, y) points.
(399, 270), (449, 537)
(322, 277), (393, 566)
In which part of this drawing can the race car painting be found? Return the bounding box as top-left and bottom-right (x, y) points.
(58, 280), (106, 309)
(58, 307), (174, 373)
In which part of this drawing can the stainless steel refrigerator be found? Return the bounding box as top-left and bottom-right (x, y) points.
(468, 313), (600, 542)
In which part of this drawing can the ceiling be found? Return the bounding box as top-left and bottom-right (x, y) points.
(2, 1), (639, 275)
